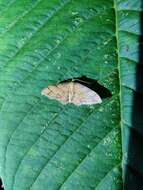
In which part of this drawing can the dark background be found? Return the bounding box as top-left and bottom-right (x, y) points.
(0, 179), (4, 190)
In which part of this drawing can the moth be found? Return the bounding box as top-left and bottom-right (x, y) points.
(41, 81), (102, 106)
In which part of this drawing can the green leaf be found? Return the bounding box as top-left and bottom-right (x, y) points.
(115, 0), (143, 189)
(0, 0), (141, 189)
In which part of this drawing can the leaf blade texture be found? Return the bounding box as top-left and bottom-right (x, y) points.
(0, 0), (141, 189)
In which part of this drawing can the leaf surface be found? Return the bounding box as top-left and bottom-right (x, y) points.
(0, 0), (141, 189)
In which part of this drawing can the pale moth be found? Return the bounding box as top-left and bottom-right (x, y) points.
(41, 81), (102, 106)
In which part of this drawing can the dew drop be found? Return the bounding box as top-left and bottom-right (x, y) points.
(104, 54), (109, 59)
(103, 41), (108, 45)
(71, 11), (78, 15)
(55, 39), (61, 44)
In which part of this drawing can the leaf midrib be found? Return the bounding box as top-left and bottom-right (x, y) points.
(114, 0), (123, 182)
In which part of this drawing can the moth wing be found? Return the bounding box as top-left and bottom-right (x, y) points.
(72, 82), (102, 105)
(41, 83), (69, 103)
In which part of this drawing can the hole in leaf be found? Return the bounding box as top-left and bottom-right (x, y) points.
(71, 76), (112, 99)
(42, 76), (111, 106)
(0, 178), (4, 190)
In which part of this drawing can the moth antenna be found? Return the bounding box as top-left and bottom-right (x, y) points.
(58, 78), (91, 84)
(74, 79), (91, 84)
